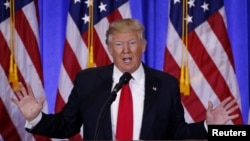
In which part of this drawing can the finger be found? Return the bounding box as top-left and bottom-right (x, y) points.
(14, 90), (24, 100)
(228, 114), (239, 120)
(220, 97), (232, 107)
(26, 83), (35, 97)
(224, 98), (237, 110)
(19, 82), (28, 96)
(226, 105), (239, 114)
(38, 96), (46, 105)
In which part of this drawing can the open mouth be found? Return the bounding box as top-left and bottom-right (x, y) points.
(123, 57), (132, 63)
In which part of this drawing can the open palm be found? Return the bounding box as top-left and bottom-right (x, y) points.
(11, 83), (45, 122)
(206, 97), (239, 125)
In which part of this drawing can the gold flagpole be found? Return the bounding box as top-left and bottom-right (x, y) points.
(88, 0), (94, 68)
(180, 0), (190, 95)
(8, 0), (19, 90)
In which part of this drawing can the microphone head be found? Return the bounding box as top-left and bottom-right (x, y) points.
(120, 72), (132, 84)
(112, 72), (132, 93)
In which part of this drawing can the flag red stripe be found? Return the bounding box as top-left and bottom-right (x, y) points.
(163, 48), (180, 77)
(86, 8), (124, 67)
(55, 90), (82, 139)
(188, 31), (243, 124)
(0, 32), (26, 87)
(0, 32), (10, 74)
(33, 135), (52, 141)
(163, 48), (206, 121)
(34, 0), (40, 25)
(69, 133), (82, 141)
(107, 9), (123, 22)
(93, 29), (112, 66)
(0, 99), (21, 141)
(189, 31), (233, 100)
(207, 12), (235, 69)
(15, 10), (43, 84)
(59, 38), (83, 140)
(1, 1), (52, 140)
(55, 90), (66, 113)
(82, 30), (112, 67)
(54, 2), (131, 139)
(1, 32), (54, 141)
(181, 89), (207, 122)
(63, 40), (82, 82)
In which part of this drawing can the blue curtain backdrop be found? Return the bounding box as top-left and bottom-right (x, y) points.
(39, 0), (250, 124)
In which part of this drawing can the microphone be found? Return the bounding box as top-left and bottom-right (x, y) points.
(112, 72), (132, 93)
(94, 72), (132, 140)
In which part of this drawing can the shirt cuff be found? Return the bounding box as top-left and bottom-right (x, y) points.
(204, 120), (208, 132)
(24, 112), (42, 129)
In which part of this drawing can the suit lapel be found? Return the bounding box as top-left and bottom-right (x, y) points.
(92, 64), (114, 139)
(97, 64), (162, 139)
(140, 66), (161, 139)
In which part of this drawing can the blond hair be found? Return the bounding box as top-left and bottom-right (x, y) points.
(105, 18), (145, 44)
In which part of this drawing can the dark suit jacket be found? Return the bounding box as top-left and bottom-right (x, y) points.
(28, 63), (208, 140)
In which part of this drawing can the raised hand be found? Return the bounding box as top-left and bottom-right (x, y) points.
(11, 82), (45, 122)
(206, 97), (239, 125)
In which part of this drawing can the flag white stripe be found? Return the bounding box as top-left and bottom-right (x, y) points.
(195, 19), (241, 103)
(167, 21), (224, 123)
(166, 4), (237, 124)
(58, 65), (74, 102)
(22, 2), (40, 46)
(183, 104), (194, 123)
(0, 135), (3, 141)
(0, 0), (51, 140)
(0, 66), (36, 141)
(66, 14), (88, 69)
(118, 2), (132, 18)
(15, 23), (49, 113)
(0, 7), (49, 114)
(95, 18), (113, 61)
(219, 7), (228, 28)
(55, 1), (131, 139)
(0, 19), (11, 44)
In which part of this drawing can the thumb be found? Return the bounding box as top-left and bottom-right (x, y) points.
(207, 101), (213, 110)
(38, 95), (46, 105)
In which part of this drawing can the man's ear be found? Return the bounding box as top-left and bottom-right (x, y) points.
(142, 40), (147, 52)
(107, 45), (113, 55)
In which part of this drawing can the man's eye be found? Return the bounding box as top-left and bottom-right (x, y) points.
(114, 42), (123, 47)
(129, 41), (136, 46)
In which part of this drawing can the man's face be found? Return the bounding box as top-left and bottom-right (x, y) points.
(108, 31), (146, 73)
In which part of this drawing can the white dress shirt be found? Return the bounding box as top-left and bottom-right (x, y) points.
(111, 63), (145, 140)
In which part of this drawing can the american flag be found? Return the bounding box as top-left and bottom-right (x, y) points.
(55, 0), (131, 140)
(164, 0), (243, 124)
(0, 0), (52, 140)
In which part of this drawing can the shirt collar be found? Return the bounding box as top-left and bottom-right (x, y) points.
(113, 63), (144, 84)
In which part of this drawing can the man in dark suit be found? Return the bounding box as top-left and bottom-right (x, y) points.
(11, 18), (239, 140)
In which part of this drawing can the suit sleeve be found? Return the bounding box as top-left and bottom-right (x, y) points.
(168, 76), (207, 139)
(26, 72), (84, 138)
